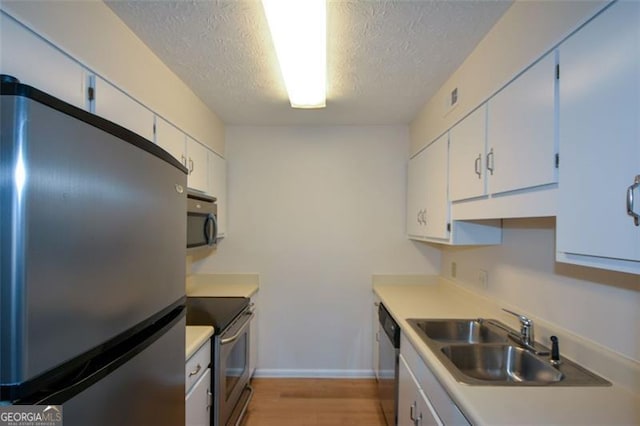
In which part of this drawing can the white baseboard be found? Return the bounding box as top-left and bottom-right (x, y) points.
(253, 369), (375, 379)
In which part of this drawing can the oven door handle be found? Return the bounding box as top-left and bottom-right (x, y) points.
(221, 311), (255, 345)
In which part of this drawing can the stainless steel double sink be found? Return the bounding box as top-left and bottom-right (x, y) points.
(407, 319), (611, 386)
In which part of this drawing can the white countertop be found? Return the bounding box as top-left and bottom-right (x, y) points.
(186, 273), (259, 298)
(374, 277), (640, 425)
(185, 326), (214, 360)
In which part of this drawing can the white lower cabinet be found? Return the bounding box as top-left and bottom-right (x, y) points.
(400, 333), (469, 426)
(186, 339), (212, 426)
(399, 355), (442, 426)
(249, 292), (259, 377)
(186, 368), (211, 426)
(373, 295), (381, 381)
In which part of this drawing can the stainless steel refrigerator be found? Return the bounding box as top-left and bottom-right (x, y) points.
(1, 75), (188, 425)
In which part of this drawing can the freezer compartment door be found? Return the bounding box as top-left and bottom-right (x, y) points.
(30, 311), (186, 425)
(1, 90), (187, 386)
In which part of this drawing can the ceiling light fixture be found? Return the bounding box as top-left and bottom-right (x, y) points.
(262, 0), (327, 109)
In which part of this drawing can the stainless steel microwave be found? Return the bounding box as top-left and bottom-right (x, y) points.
(187, 191), (218, 250)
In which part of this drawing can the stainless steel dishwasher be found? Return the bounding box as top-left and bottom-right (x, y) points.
(378, 303), (400, 426)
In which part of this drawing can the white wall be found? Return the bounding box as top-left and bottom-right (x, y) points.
(192, 126), (441, 376)
(410, 0), (607, 155)
(0, 0), (225, 154)
(441, 218), (640, 362)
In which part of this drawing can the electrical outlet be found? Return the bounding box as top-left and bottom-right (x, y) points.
(451, 261), (457, 278)
(478, 269), (489, 289)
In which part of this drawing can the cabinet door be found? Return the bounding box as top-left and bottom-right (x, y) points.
(186, 137), (209, 193)
(407, 149), (429, 238)
(449, 105), (487, 202)
(0, 12), (86, 110)
(208, 151), (227, 237)
(93, 76), (155, 141)
(372, 296), (380, 381)
(398, 355), (420, 426)
(487, 52), (557, 195)
(424, 134), (450, 240)
(398, 355), (442, 426)
(155, 116), (187, 167)
(557, 1), (640, 268)
(185, 368), (211, 426)
(249, 293), (259, 377)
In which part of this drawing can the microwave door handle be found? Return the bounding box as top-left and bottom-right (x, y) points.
(209, 213), (218, 244)
(204, 214), (216, 246)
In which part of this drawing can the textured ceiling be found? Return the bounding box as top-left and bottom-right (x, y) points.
(106, 0), (512, 126)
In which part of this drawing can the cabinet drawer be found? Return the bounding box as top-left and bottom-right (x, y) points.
(401, 333), (469, 425)
(186, 339), (210, 393)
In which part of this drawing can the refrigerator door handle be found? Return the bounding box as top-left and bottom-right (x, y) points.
(17, 306), (185, 405)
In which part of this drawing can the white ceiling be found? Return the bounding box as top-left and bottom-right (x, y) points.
(106, 0), (512, 126)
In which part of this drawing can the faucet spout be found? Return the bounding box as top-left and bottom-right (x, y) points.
(502, 308), (535, 346)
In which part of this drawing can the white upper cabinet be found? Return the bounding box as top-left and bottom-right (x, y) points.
(487, 52), (557, 195)
(155, 116), (187, 167)
(407, 134), (447, 241)
(556, 1), (640, 274)
(208, 150), (227, 237)
(423, 134), (450, 240)
(448, 55), (557, 221)
(409, 132), (502, 245)
(93, 76), (155, 142)
(449, 105), (487, 202)
(407, 144), (430, 239)
(0, 12), (86, 110)
(186, 136), (209, 193)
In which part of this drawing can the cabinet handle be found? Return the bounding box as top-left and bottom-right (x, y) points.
(207, 389), (213, 410)
(486, 148), (495, 175)
(415, 412), (423, 426)
(188, 363), (201, 377)
(188, 158), (194, 174)
(627, 175), (640, 226)
(410, 401), (417, 421)
(418, 209), (427, 225)
(475, 154), (482, 178)
(181, 154), (187, 167)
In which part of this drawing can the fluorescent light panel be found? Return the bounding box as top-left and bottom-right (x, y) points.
(262, 0), (326, 109)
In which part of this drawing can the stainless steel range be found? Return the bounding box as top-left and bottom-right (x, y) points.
(186, 297), (254, 426)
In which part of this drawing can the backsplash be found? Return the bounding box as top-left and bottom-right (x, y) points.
(441, 217), (640, 362)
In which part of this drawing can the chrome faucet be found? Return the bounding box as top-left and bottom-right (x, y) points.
(502, 309), (549, 356)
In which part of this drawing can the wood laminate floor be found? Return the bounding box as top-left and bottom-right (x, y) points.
(240, 378), (386, 426)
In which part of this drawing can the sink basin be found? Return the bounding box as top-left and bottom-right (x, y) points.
(406, 318), (611, 386)
(408, 319), (507, 344)
(441, 344), (564, 384)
